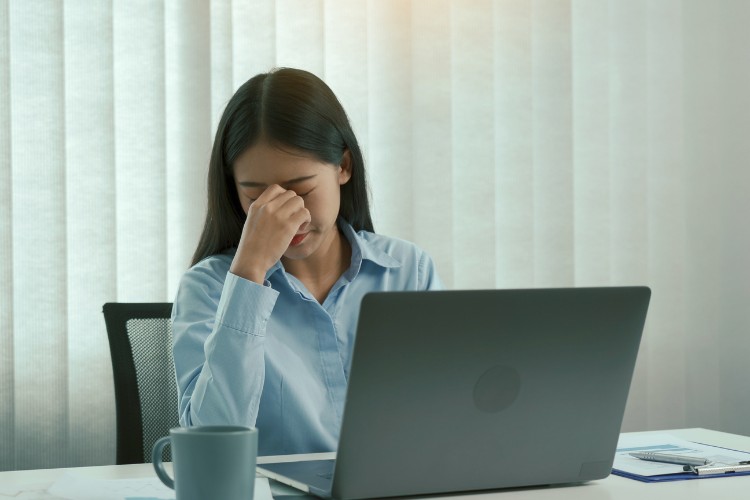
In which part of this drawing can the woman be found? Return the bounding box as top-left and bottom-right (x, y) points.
(172, 67), (442, 456)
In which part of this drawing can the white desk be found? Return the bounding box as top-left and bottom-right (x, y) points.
(1, 428), (748, 499)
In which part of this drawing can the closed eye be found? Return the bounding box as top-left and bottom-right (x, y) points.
(247, 189), (314, 205)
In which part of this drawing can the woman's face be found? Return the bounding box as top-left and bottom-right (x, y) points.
(232, 141), (351, 261)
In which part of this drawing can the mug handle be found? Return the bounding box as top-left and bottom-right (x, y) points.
(152, 436), (175, 490)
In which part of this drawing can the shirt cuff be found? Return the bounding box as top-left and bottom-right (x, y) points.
(215, 272), (279, 335)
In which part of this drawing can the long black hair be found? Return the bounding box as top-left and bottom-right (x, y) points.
(191, 67), (374, 266)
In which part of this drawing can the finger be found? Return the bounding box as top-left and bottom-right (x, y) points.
(252, 184), (288, 206)
(262, 191), (302, 220)
(251, 190), (296, 217)
(273, 192), (307, 218)
(289, 207), (312, 230)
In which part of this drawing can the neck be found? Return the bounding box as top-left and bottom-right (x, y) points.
(282, 225), (351, 300)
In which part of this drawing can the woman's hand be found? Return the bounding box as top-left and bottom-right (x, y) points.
(229, 185), (311, 284)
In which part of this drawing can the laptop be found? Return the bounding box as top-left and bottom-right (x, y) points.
(257, 287), (651, 499)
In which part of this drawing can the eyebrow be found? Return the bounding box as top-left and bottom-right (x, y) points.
(238, 174), (318, 189)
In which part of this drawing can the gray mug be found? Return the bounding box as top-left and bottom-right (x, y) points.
(152, 426), (258, 500)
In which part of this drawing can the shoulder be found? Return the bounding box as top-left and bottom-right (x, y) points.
(173, 249), (239, 322)
(178, 248), (237, 291)
(352, 229), (442, 290)
(356, 230), (430, 263)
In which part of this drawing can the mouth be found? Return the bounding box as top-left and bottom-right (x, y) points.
(290, 233), (308, 247)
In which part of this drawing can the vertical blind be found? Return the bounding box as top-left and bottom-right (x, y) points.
(1, 0), (749, 470)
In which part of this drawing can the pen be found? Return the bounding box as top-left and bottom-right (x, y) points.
(690, 463), (750, 475)
(629, 451), (710, 466)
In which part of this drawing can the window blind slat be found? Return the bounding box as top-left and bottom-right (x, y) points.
(113, 0), (167, 302)
(63, 0), (117, 467)
(10, 0), (68, 469)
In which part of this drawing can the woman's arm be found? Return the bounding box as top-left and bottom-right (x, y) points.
(172, 266), (279, 428)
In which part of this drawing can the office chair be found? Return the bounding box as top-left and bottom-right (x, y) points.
(103, 302), (179, 464)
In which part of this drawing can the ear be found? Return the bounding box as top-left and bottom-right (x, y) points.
(338, 149), (353, 185)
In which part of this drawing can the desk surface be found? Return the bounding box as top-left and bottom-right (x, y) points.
(1, 428), (749, 499)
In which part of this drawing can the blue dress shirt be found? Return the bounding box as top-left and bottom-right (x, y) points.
(171, 221), (442, 456)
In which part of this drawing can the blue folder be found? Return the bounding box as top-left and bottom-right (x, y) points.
(613, 441), (750, 482)
(612, 467), (750, 483)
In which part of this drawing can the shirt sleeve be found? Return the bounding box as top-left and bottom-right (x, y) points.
(417, 250), (444, 290)
(172, 265), (279, 428)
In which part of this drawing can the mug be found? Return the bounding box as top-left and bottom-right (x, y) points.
(152, 426), (258, 500)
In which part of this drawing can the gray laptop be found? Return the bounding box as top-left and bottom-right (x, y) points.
(257, 287), (651, 499)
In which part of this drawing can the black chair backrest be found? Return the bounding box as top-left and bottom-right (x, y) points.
(103, 302), (178, 464)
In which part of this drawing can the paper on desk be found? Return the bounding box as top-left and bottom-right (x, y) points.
(0, 482), (58, 499)
(614, 432), (750, 477)
(47, 472), (173, 500)
(47, 472), (273, 500)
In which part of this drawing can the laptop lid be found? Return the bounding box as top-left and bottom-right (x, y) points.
(261, 287), (650, 500)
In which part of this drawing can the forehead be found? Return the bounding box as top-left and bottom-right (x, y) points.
(233, 142), (330, 184)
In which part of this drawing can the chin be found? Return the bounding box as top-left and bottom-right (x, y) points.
(282, 250), (308, 261)
(283, 243), (315, 260)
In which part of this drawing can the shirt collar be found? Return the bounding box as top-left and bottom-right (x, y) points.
(340, 220), (401, 270)
(265, 260), (283, 281)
